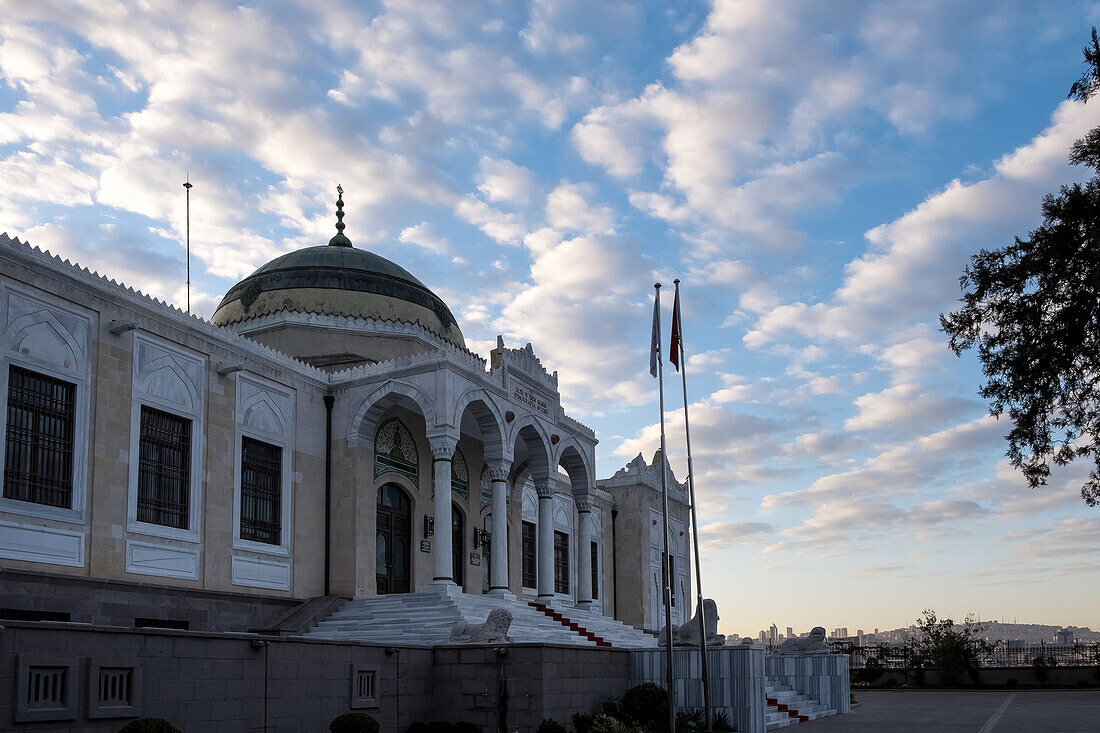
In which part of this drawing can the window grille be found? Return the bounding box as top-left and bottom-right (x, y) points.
(136, 405), (191, 528)
(554, 530), (569, 594)
(3, 365), (75, 508)
(356, 670), (374, 699)
(350, 667), (378, 708)
(590, 541), (599, 600)
(26, 666), (67, 710)
(451, 449), (469, 502)
(241, 436), (281, 544)
(374, 418), (418, 480)
(96, 667), (133, 707)
(522, 521), (537, 587)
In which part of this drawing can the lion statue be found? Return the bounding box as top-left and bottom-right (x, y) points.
(449, 608), (513, 643)
(774, 626), (832, 655)
(658, 598), (726, 647)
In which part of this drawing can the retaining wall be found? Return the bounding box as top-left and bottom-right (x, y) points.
(2, 622), (630, 733)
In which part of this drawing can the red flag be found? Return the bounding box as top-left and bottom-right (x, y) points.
(670, 285), (682, 372)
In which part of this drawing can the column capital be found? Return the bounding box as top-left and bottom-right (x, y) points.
(575, 499), (593, 513)
(487, 464), (510, 482)
(535, 480), (554, 499)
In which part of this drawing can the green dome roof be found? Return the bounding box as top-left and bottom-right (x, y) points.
(211, 244), (464, 346)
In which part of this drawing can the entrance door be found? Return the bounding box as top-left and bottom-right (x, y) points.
(452, 503), (464, 587)
(376, 484), (411, 594)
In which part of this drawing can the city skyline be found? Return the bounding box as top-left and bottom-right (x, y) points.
(1, 1), (1098, 633)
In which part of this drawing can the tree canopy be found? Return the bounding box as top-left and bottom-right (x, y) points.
(940, 28), (1100, 506)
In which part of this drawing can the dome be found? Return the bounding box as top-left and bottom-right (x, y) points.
(211, 188), (464, 349)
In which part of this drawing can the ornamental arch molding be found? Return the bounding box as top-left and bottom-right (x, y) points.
(453, 387), (508, 462)
(555, 441), (592, 497)
(347, 379), (438, 449)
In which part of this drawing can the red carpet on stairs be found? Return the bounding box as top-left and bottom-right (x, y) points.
(529, 602), (613, 647)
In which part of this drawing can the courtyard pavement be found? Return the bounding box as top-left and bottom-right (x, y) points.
(804, 689), (1100, 732)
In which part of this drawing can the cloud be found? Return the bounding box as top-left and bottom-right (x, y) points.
(477, 157), (538, 205)
(398, 222), (450, 254)
(845, 383), (977, 434)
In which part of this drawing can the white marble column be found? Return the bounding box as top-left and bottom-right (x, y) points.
(431, 439), (456, 585)
(576, 499), (593, 609)
(489, 465), (510, 594)
(536, 481), (555, 600)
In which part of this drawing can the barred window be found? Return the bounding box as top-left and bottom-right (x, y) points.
(137, 406), (191, 528)
(554, 530), (569, 594)
(522, 521), (537, 588)
(4, 366), (76, 508)
(241, 437), (281, 545)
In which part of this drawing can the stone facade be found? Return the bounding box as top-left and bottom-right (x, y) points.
(0, 231), (683, 631)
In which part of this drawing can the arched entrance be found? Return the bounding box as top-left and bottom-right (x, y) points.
(376, 484), (411, 594)
(452, 502), (465, 587)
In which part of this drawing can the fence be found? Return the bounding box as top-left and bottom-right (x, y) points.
(837, 641), (1100, 669)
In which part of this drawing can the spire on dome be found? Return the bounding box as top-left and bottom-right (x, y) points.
(328, 184), (353, 247)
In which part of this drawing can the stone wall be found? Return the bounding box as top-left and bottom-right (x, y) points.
(632, 646), (766, 733)
(1, 622), (631, 733)
(0, 569), (301, 632)
(765, 654), (851, 714)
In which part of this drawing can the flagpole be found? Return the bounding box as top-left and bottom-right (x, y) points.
(674, 279), (711, 729)
(653, 282), (676, 733)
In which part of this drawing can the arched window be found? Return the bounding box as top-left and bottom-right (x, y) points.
(374, 419), (418, 481)
(451, 449), (469, 503)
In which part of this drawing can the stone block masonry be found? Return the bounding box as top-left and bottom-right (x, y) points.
(2, 623), (631, 732)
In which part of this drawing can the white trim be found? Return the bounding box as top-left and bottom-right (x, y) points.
(0, 285), (92, 525)
(232, 372), (294, 559)
(0, 519), (85, 566)
(231, 552), (291, 591)
(126, 334), (206, 543)
(125, 539), (200, 580)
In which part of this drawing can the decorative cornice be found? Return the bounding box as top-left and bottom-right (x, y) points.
(491, 335), (557, 392)
(0, 233), (329, 384)
(561, 414), (596, 440)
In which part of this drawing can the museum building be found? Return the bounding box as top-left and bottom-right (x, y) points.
(0, 196), (693, 646)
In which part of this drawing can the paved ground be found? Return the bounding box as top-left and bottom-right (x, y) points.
(806, 689), (1100, 732)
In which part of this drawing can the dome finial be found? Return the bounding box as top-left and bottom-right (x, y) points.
(328, 183), (353, 247)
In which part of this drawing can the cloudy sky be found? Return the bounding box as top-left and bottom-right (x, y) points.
(3, 0), (1099, 636)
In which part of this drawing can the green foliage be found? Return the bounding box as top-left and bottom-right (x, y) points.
(116, 720), (181, 733)
(331, 713), (380, 733)
(589, 714), (638, 733)
(908, 610), (992, 686)
(619, 682), (669, 730)
(572, 712), (594, 733)
(539, 719), (568, 733)
(710, 709), (733, 731)
(675, 709), (705, 731)
(941, 27), (1100, 506)
(406, 722), (480, 733)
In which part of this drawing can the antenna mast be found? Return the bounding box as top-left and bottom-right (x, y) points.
(183, 177), (193, 314)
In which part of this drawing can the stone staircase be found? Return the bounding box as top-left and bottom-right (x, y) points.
(528, 602), (611, 647)
(542, 600), (659, 649)
(304, 585), (651, 648)
(764, 678), (836, 731)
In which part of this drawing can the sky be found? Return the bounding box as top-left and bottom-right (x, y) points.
(2, 0), (1099, 638)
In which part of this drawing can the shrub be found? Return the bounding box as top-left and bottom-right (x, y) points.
(331, 713), (380, 733)
(539, 719), (568, 733)
(711, 709), (733, 732)
(675, 709), (705, 730)
(117, 720), (181, 733)
(590, 714), (634, 733)
(1079, 679), (1090, 687)
(572, 712), (594, 733)
(1006, 677), (1019, 688)
(883, 678), (899, 688)
(406, 722), (480, 733)
(619, 682), (668, 730)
